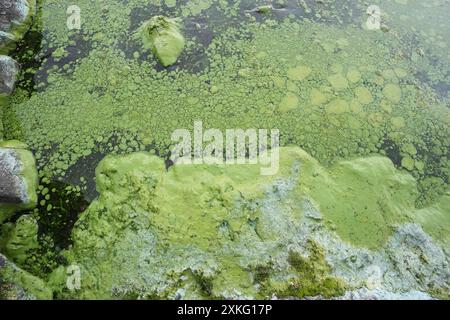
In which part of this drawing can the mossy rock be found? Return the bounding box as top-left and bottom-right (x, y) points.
(0, 141), (38, 224)
(0, 253), (52, 300)
(46, 148), (449, 299)
(0, 0), (36, 54)
(136, 16), (185, 67)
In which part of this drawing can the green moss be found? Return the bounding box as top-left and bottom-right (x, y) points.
(136, 16), (185, 67)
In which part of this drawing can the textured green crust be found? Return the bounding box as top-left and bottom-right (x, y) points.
(44, 148), (448, 299)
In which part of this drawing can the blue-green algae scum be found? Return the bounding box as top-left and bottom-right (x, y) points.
(0, 0), (449, 299)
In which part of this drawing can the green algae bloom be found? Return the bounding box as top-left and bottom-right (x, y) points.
(0, 0), (449, 300)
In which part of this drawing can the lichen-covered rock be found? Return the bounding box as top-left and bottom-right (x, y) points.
(299, 213), (450, 299)
(0, 253), (52, 300)
(47, 148), (449, 299)
(136, 16), (185, 67)
(0, 140), (38, 224)
(0, 0), (36, 54)
(383, 224), (450, 295)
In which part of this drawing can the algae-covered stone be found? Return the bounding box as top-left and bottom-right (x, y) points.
(0, 253), (52, 300)
(137, 16), (185, 67)
(0, 141), (38, 224)
(49, 149), (347, 299)
(383, 223), (450, 294)
(47, 148), (449, 299)
(0, 215), (39, 264)
(0, 0), (36, 54)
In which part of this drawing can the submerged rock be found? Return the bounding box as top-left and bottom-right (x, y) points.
(0, 0), (36, 54)
(137, 16), (185, 67)
(0, 253), (52, 299)
(47, 148), (449, 299)
(0, 141), (38, 224)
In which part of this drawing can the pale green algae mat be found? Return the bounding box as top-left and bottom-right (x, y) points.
(0, 0), (449, 299)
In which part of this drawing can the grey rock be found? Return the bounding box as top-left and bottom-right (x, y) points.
(304, 215), (449, 298)
(0, 55), (18, 95)
(0, 0), (36, 53)
(0, 142), (38, 224)
(0, 148), (26, 204)
(384, 224), (450, 293)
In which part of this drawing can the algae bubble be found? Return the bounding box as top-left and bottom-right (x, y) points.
(0, 0), (449, 300)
